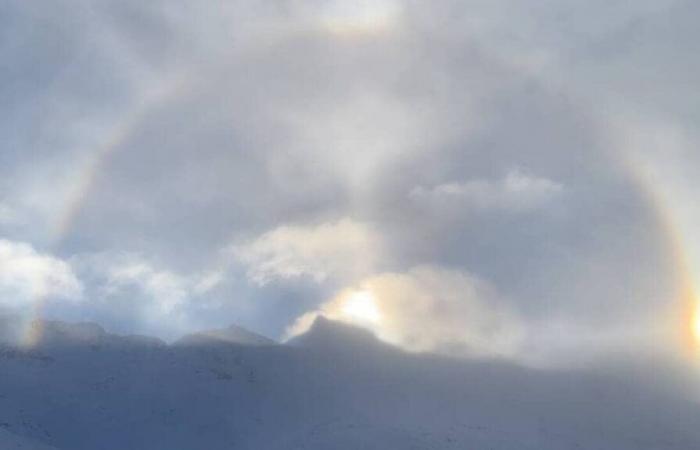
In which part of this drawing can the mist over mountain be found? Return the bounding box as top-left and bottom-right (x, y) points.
(0, 316), (698, 450)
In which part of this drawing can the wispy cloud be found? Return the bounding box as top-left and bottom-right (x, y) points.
(410, 169), (564, 213)
(233, 218), (381, 285)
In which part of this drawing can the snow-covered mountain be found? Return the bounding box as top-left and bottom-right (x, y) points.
(0, 316), (698, 449)
(176, 324), (275, 347)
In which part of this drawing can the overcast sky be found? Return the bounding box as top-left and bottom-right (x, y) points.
(2, 0), (700, 367)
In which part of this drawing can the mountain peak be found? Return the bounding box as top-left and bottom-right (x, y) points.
(290, 316), (382, 351)
(176, 324), (275, 347)
(29, 320), (108, 346)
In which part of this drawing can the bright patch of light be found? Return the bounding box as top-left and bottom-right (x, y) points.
(319, 0), (400, 35)
(340, 290), (381, 324)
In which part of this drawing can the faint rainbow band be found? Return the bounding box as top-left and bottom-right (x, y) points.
(20, 77), (188, 347)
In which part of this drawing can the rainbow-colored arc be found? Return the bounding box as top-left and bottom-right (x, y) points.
(13, 15), (699, 361)
(17, 1), (407, 346)
(20, 78), (188, 347)
(625, 152), (700, 359)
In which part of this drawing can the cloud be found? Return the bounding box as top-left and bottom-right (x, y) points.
(287, 265), (524, 358)
(410, 168), (564, 213)
(233, 218), (381, 285)
(70, 252), (226, 337)
(0, 239), (82, 308)
(104, 258), (190, 315)
(0, 203), (18, 225)
(103, 256), (223, 306)
(0, 0), (694, 364)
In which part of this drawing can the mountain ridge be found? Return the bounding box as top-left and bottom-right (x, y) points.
(0, 316), (698, 449)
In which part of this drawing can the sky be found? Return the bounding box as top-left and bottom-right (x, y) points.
(2, 0), (700, 367)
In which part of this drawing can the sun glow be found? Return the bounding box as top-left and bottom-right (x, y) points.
(340, 290), (381, 324)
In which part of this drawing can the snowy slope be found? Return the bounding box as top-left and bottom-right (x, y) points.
(0, 317), (698, 449)
(176, 324), (275, 347)
(0, 428), (59, 450)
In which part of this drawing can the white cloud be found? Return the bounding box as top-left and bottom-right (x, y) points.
(193, 271), (225, 296)
(93, 254), (224, 316)
(70, 252), (226, 335)
(105, 260), (189, 315)
(411, 169), (564, 213)
(287, 265), (524, 358)
(0, 239), (82, 308)
(233, 218), (381, 285)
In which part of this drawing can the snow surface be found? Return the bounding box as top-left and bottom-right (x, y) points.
(0, 316), (698, 449)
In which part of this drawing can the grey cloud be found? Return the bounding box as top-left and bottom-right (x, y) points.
(0, 203), (19, 226)
(0, 0), (694, 362)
